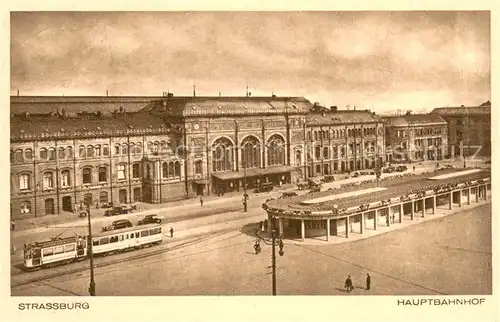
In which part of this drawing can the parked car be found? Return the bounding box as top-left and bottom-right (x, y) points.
(322, 175), (335, 183)
(281, 192), (298, 198)
(382, 166), (395, 173)
(351, 171), (360, 177)
(138, 214), (163, 225)
(396, 165), (408, 172)
(104, 205), (136, 216)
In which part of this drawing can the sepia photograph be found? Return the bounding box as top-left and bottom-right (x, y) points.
(9, 11), (492, 298)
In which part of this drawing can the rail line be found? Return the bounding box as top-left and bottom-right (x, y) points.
(11, 228), (236, 289)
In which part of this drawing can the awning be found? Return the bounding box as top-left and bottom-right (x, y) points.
(212, 165), (297, 181)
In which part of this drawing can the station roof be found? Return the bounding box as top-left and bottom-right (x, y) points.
(266, 169), (490, 215)
(11, 96), (160, 116)
(144, 96), (313, 117)
(11, 112), (176, 141)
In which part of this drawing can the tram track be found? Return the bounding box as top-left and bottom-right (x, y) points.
(11, 227), (239, 288)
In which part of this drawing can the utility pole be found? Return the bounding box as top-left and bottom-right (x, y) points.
(271, 224), (277, 295)
(87, 206), (96, 296)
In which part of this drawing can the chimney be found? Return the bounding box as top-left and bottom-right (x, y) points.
(246, 85), (249, 97)
(106, 89), (109, 96)
(193, 85), (196, 97)
(17, 89), (19, 96)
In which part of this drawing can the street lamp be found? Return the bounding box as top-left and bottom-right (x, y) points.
(86, 203), (96, 296)
(256, 216), (284, 296)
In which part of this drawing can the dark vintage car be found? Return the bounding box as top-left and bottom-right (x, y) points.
(382, 166), (396, 173)
(138, 214), (163, 225)
(104, 205), (138, 217)
(322, 175), (335, 183)
(396, 165), (408, 172)
(254, 183), (274, 193)
(102, 219), (133, 231)
(281, 192), (298, 198)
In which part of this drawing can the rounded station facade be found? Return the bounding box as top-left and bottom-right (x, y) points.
(262, 170), (491, 241)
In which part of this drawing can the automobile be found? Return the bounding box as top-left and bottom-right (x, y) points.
(104, 205), (135, 217)
(102, 219), (133, 231)
(322, 175), (335, 183)
(138, 214), (163, 225)
(281, 192), (298, 198)
(351, 171), (360, 177)
(396, 165), (408, 172)
(382, 166), (395, 173)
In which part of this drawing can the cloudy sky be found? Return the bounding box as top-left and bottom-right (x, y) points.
(11, 11), (490, 113)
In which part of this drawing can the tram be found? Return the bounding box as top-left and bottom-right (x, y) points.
(23, 223), (163, 270)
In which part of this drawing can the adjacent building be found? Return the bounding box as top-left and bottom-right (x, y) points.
(383, 113), (448, 163)
(431, 101), (491, 157)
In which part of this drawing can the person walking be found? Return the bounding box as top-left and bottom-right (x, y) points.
(169, 227), (174, 238)
(413, 165), (416, 172)
(344, 275), (354, 292)
(11, 220), (15, 231)
(200, 196), (204, 207)
(366, 273), (371, 290)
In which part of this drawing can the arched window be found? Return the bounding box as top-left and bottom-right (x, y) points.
(21, 201), (31, 214)
(295, 150), (302, 166)
(122, 144), (128, 155)
(132, 163), (140, 178)
(153, 141), (159, 153)
(58, 147), (65, 160)
(194, 160), (203, 175)
(25, 149), (33, 161)
(95, 145), (101, 157)
(136, 142), (142, 154)
(79, 145), (85, 158)
(86, 145), (94, 158)
(162, 162), (168, 178)
(211, 137), (234, 172)
(314, 131), (318, 141)
(82, 168), (92, 184)
(40, 148), (48, 160)
(117, 164), (126, 180)
(60, 170), (71, 187)
(168, 162), (175, 178)
(102, 145), (109, 156)
(48, 148), (56, 161)
(14, 150), (23, 163)
(147, 142), (153, 153)
(43, 172), (54, 190)
(241, 136), (260, 169)
(267, 134), (285, 166)
(129, 143), (135, 155)
(115, 144), (121, 155)
(18, 173), (31, 191)
(98, 167), (108, 182)
(66, 146), (73, 159)
(99, 191), (109, 205)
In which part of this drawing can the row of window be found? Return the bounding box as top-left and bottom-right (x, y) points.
(308, 142), (378, 160)
(308, 127), (378, 142)
(11, 140), (176, 163)
(17, 164), (142, 192)
(92, 227), (162, 246)
(414, 127), (444, 137)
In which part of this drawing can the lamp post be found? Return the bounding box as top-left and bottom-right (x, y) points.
(256, 216), (284, 296)
(242, 142), (250, 212)
(86, 204), (96, 296)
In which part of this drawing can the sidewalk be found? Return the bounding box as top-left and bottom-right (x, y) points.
(12, 184), (295, 234)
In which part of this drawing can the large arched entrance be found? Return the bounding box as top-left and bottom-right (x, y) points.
(211, 137), (235, 194)
(267, 134), (285, 167)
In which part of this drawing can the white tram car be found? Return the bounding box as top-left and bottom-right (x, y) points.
(23, 223), (163, 270)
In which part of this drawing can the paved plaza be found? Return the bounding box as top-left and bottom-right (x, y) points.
(12, 203), (491, 296)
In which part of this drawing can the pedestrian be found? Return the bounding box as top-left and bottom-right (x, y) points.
(413, 165), (415, 172)
(200, 196), (204, 207)
(11, 220), (15, 231)
(366, 273), (371, 290)
(391, 214), (395, 224)
(259, 221), (263, 231)
(344, 275), (354, 292)
(170, 227), (174, 238)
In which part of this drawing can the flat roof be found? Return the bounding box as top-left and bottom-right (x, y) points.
(267, 169), (490, 213)
(300, 187), (387, 205)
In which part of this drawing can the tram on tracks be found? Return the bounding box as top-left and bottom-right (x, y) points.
(23, 223), (163, 270)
